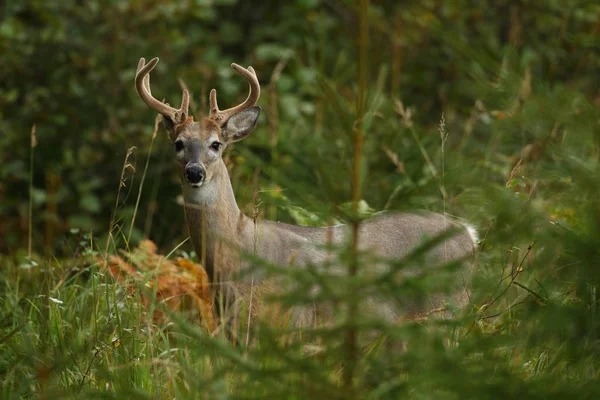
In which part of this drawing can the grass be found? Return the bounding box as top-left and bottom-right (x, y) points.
(3, 120), (599, 398)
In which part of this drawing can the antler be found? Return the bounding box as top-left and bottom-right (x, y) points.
(208, 63), (260, 124)
(135, 57), (189, 123)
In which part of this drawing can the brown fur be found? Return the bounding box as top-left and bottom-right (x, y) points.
(174, 120), (477, 331)
(174, 116), (195, 134)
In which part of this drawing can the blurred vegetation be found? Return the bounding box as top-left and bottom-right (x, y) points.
(2, 0), (597, 253)
(1, 0), (600, 398)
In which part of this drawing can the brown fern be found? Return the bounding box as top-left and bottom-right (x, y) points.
(103, 240), (215, 332)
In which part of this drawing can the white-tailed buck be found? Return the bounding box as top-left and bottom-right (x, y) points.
(135, 57), (477, 333)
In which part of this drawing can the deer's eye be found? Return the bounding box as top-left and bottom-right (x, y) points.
(210, 141), (222, 151)
(174, 140), (184, 152)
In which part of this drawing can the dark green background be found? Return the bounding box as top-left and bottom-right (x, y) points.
(2, 0), (597, 254)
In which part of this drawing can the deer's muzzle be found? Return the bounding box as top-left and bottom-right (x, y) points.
(185, 163), (205, 186)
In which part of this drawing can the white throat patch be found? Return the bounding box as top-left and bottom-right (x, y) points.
(182, 180), (219, 206)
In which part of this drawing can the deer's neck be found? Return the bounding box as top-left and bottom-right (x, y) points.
(181, 160), (252, 282)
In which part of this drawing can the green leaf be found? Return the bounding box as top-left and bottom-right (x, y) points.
(284, 205), (325, 226)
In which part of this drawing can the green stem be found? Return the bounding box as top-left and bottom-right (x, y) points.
(128, 115), (160, 243)
(28, 125), (35, 258)
(344, 0), (369, 395)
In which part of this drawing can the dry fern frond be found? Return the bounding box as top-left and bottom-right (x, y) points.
(102, 240), (215, 332)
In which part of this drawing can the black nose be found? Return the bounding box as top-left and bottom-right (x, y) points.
(185, 164), (205, 184)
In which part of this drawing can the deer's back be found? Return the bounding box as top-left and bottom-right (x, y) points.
(271, 211), (476, 261)
(259, 211), (477, 325)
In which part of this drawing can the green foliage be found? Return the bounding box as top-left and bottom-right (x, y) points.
(1, 0), (600, 398)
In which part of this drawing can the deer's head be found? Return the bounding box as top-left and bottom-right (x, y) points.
(135, 58), (260, 188)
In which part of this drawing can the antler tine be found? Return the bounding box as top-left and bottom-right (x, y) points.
(136, 58), (151, 94)
(136, 58), (146, 74)
(209, 63), (260, 124)
(180, 89), (189, 115)
(135, 57), (189, 123)
(209, 89), (219, 114)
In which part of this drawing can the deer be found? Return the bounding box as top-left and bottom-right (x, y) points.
(134, 57), (478, 338)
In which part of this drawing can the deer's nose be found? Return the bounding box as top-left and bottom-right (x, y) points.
(185, 163), (205, 185)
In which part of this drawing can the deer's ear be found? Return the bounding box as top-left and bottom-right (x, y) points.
(223, 106), (260, 143)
